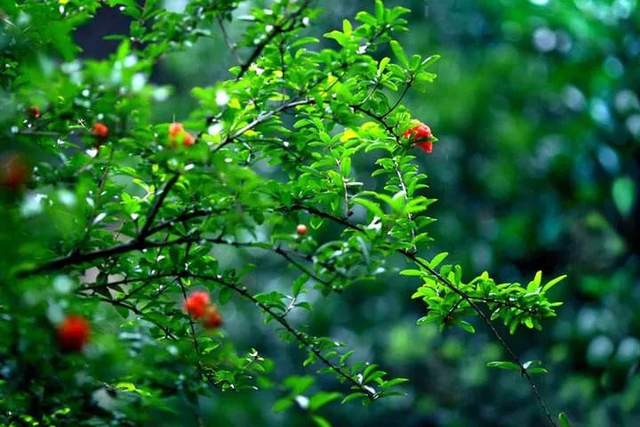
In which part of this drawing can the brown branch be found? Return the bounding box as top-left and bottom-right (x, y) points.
(350, 104), (400, 144)
(203, 237), (340, 292)
(403, 251), (556, 427)
(217, 15), (242, 64)
(214, 99), (315, 153)
(139, 173), (181, 239)
(380, 74), (415, 120)
(19, 235), (198, 277)
(289, 203), (557, 426)
(236, 0), (312, 79)
(184, 272), (377, 399)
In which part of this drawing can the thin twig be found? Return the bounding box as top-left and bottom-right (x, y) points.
(184, 272), (377, 399)
(139, 173), (181, 239)
(217, 15), (242, 64)
(236, 0), (312, 79)
(289, 203), (557, 427)
(214, 99), (315, 153)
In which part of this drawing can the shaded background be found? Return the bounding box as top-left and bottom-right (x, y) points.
(75, 0), (640, 425)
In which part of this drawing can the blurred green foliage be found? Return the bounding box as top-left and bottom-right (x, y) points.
(1, 0), (639, 426)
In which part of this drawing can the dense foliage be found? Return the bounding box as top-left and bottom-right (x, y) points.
(6, 0), (632, 426)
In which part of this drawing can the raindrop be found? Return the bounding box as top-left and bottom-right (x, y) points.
(58, 189), (76, 207)
(597, 145), (619, 173)
(216, 90), (230, 106)
(533, 27), (556, 52)
(208, 123), (223, 135)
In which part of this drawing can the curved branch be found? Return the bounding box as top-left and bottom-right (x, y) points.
(236, 0), (312, 79)
(139, 173), (181, 239)
(185, 272), (377, 399)
(289, 203), (557, 427)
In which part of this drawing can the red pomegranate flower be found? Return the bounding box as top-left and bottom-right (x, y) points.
(28, 106), (41, 119)
(169, 122), (184, 137)
(168, 122), (196, 147)
(184, 291), (210, 319)
(182, 131), (196, 147)
(57, 315), (91, 352)
(0, 154), (30, 190)
(296, 224), (308, 236)
(92, 122), (109, 139)
(202, 306), (223, 329)
(403, 122), (434, 153)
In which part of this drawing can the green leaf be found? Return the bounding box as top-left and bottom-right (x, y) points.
(375, 0), (384, 20)
(342, 19), (352, 36)
(310, 392), (342, 411)
(378, 57), (391, 74)
(381, 377), (409, 388)
(543, 275), (567, 292)
(558, 412), (572, 427)
(429, 252), (448, 269)
(486, 361), (521, 371)
(400, 269), (423, 277)
(527, 367), (549, 375)
(273, 398), (293, 413)
(353, 198), (385, 218)
(457, 320), (476, 334)
(312, 415), (332, 427)
(341, 392), (367, 404)
(612, 176), (636, 216)
(390, 40), (409, 67)
(421, 54), (441, 68)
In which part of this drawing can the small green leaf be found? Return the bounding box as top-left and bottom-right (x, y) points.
(353, 198), (385, 218)
(341, 392), (367, 404)
(429, 252), (448, 269)
(342, 19), (352, 36)
(312, 415), (332, 427)
(390, 40), (409, 67)
(457, 320), (476, 334)
(310, 392), (342, 411)
(375, 0), (384, 20)
(543, 274), (567, 292)
(273, 398), (293, 413)
(421, 54), (441, 68)
(486, 361), (521, 371)
(558, 412), (572, 427)
(378, 57), (391, 74)
(612, 176), (636, 216)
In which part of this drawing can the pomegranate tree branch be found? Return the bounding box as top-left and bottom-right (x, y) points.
(290, 203), (557, 427)
(138, 172), (181, 239)
(185, 272), (377, 399)
(236, 0), (312, 79)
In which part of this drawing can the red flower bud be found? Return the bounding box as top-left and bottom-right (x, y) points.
(92, 122), (109, 139)
(182, 132), (196, 147)
(417, 141), (433, 153)
(169, 122), (184, 138)
(28, 106), (41, 119)
(403, 122), (434, 153)
(57, 315), (90, 352)
(168, 122), (196, 147)
(296, 224), (308, 236)
(184, 291), (210, 319)
(202, 306), (223, 329)
(0, 154), (30, 190)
